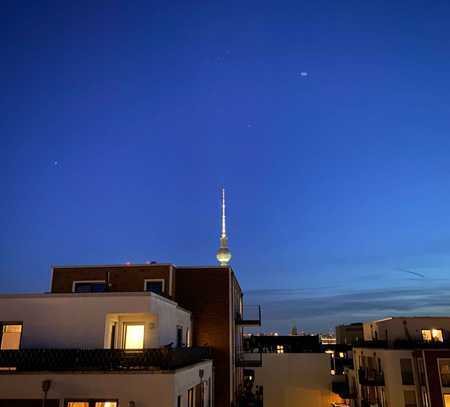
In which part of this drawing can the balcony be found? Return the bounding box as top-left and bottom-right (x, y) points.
(358, 367), (385, 386)
(236, 305), (261, 326)
(236, 352), (262, 367)
(0, 347), (211, 372)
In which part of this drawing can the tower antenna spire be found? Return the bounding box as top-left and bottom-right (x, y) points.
(221, 188), (226, 239)
(216, 188), (232, 266)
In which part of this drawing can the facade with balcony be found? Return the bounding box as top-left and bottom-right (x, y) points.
(339, 316), (450, 407)
(0, 262), (261, 407)
(0, 291), (212, 407)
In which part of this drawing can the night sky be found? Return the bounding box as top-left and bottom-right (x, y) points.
(2, 0), (450, 333)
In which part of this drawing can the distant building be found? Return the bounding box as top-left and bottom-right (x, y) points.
(243, 334), (345, 406)
(333, 316), (450, 407)
(336, 323), (364, 345)
(321, 334), (337, 345)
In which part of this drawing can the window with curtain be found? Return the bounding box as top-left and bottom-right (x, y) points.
(0, 323), (22, 350)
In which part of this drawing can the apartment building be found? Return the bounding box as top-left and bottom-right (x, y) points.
(242, 334), (345, 407)
(0, 262), (259, 407)
(334, 317), (450, 407)
(0, 289), (212, 407)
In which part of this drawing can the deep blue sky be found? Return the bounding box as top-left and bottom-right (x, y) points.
(2, 0), (450, 333)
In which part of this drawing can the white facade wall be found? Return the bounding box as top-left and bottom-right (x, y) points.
(353, 347), (417, 407)
(0, 361), (212, 407)
(253, 353), (344, 407)
(0, 292), (191, 349)
(363, 317), (450, 344)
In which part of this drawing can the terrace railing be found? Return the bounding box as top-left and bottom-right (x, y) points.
(0, 347), (211, 372)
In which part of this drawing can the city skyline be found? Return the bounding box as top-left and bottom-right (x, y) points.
(3, 0), (450, 333)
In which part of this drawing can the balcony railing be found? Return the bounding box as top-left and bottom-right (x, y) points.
(236, 305), (261, 326)
(236, 352), (262, 367)
(0, 347), (211, 372)
(358, 367), (385, 386)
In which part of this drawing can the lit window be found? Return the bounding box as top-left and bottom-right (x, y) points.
(444, 394), (450, 407)
(422, 330), (432, 341)
(186, 328), (191, 347)
(124, 324), (145, 349)
(432, 329), (444, 342)
(66, 402), (117, 407)
(339, 352), (345, 358)
(1, 324), (22, 350)
(144, 280), (164, 294)
(422, 329), (444, 342)
(276, 345), (284, 354)
(330, 369), (336, 375)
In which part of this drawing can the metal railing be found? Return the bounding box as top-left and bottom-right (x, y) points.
(0, 347), (211, 372)
(236, 352), (262, 367)
(236, 305), (261, 326)
(358, 367), (385, 386)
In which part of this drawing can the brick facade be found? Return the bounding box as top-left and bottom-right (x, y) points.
(50, 263), (243, 407)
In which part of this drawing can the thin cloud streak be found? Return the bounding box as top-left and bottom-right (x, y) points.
(245, 283), (450, 333)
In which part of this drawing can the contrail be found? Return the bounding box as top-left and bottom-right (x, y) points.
(396, 268), (425, 278)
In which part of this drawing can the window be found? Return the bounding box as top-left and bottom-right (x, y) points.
(66, 402), (117, 407)
(400, 359), (414, 385)
(432, 329), (444, 342)
(440, 361), (450, 387)
(422, 329), (444, 342)
(276, 345), (284, 354)
(144, 279), (164, 295)
(444, 394), (450, 407)
(73, 281), (106, 293)
(404, 390), (417, 407)
(186, 328), (191, 347)
(188, 387), (194, 407)
(0, 323), (22, 350)
(123, 324), (145, 349)
(177, 326), (183, 347)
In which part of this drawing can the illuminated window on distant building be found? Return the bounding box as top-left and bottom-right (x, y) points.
(422, 330), (432, 341)
(123, 324), (145, 349)
(0, 324), (22, 350)
(422, 329), (443, 342)
(440, 361), (450, 387)
(66, 402), (117, 407)
(432, 329), (444, 342)
(276, 345), (284, 354)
